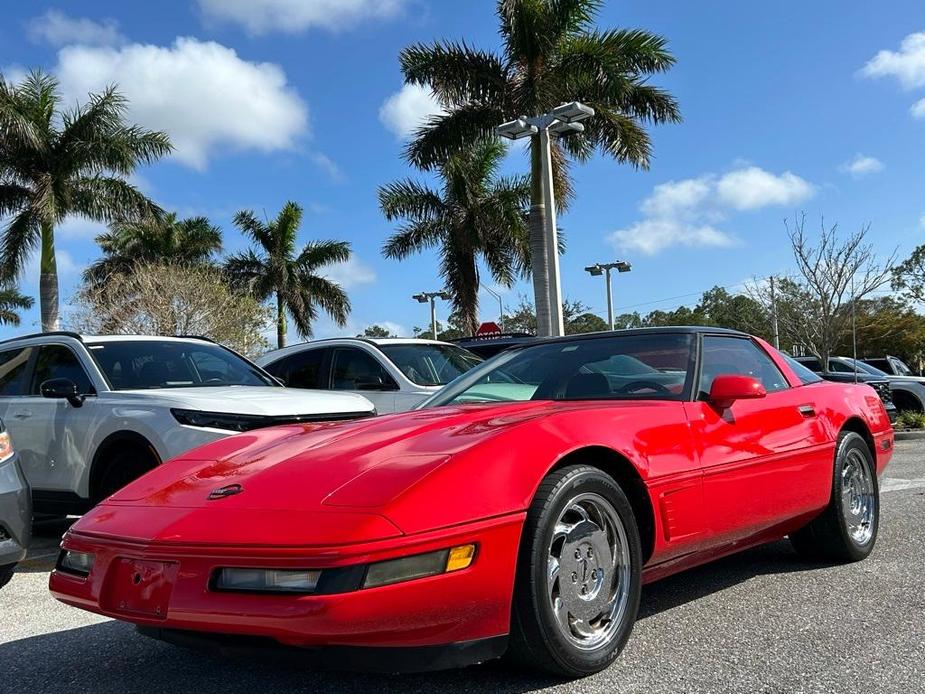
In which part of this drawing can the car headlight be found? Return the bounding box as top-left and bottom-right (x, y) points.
(362, 544), (476, 589)
(171, 409), (257, 432)
(214, 568), (321, 593)
(0, 429), (14, 465)
(57, 550), (95, 577)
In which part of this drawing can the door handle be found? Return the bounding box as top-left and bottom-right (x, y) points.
(798, 404), (816, 418)
(12, 411), (32, 419)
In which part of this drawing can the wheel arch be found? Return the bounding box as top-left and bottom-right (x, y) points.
(547, 445), (656, 564)
(891, 388), (924, 413)
(840, 417), (875, 459)
(89, 431), (161, 501)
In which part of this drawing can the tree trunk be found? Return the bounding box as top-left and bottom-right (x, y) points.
(40, 220), (59, 332)
(276, 292), (286, 349)
(529, 137), (551, 337)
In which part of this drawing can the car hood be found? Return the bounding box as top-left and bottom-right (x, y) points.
(106, 386), (375, 416)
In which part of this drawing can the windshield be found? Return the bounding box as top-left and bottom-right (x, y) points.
(423, 333), (694, 407)
(379, 343), (483, 386)
(891, 357), (914, 376)
(843, 358), (889, 377)
(87, 340), (276, 390)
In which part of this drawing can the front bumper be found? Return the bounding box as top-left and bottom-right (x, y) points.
(0, 453), (31, 568)
(49, 512), (523, 668)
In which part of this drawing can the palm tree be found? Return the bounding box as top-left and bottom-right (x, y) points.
(0, 70), (171, 330)
(380, 139), (530, 335)
(84, 213), (223, 284)
(225, 202), (351, 349)
(0, 285), (33, 326)
(399, 0), (681, 333)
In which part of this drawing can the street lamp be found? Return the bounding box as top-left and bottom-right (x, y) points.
(481, 285), (505, 331)
(496, 101), (595, 338)
(584, 260), (632, 330)
(413, 291), (451, 340)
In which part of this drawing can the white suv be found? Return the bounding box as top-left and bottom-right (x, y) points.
(0, 332), (375, 515)
(256, 338), (483, 414)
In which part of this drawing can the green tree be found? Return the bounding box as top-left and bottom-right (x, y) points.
(694, 286), (771, 338)
(380, 140), (530, 335)
(359, 324), (396, 338)
(84, 213), (222, 284)
(499, 296), (604, 335)
(891, 244), (925, 305)
(0, 71), (170, 330)
(0, 284), (33, 326)
(400, 0), (680, 333)
(567, 311), (607, 335)
(224, 201), (351, 349)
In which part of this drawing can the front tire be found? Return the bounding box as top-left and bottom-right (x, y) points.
(509, 465), (642, 677)
(0, 563), (15, 589)
(790, 431), (879, 562)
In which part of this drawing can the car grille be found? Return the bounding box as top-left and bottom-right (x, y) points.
(869, 380), (893, 405)
(251, 411), (375, 429)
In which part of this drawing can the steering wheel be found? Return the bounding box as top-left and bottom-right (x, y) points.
(617, 380), (672, 394)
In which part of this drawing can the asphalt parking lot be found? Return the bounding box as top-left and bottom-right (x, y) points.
(2, 441), (924, 694)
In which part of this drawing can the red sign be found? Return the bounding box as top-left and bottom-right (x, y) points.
(476, 321), (503, 337)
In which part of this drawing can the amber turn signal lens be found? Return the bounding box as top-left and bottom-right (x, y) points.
(445, 544), (476, 572)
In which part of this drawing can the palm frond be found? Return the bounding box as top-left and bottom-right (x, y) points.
(400, 41), (509, 107)
(378, 180), (445, 221)
(382, 218), (447, 260)
(0, 183), (31, 217)
(404, 103), (505, 169)
(0, 209), (38, 280)
(275, 201), (303, 255)
(297, 240), (351, 272)
(224, 250), (271, 298)
(68, 176), (163, 222)
(299, 275), (350, 327)
(581, 107), (652, 168)
(232, 210), (273, 250)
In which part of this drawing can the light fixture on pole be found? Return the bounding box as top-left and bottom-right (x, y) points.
(412, 291), (451, 340)
(496, 101), (595, 338)
(584, 260), (632, 330)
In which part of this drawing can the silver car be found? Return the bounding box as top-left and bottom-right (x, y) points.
(0, 418), (30, 589)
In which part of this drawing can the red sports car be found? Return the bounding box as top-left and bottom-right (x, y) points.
(50, 328), (892, 677)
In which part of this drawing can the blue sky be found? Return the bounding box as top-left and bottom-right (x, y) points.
(1, 0), (924, 342)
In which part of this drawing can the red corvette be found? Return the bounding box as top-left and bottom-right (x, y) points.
(50, 328), (892, 677)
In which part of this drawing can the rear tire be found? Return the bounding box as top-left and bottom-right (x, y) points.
(0, 563), (15, 589)
(509, 465), (642, 677)
(790, 431), (879, 562)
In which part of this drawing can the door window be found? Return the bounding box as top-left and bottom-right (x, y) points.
(0, 347), (33, 395)
(331, 348), (395, 391)
(698, 337), (788, 398)
(30, 345), (93, 395)
(269, 349), (329, 389)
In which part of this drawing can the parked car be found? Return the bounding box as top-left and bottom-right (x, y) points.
(451, 333), (537, 359)
(0, 332), (375, 516)
(256, 338), (483, 413)
(824, 356), (925, 412)
(794, 356), (903, 416)
(0, 417), (31, 589)
(862, 355), (918, 378)
(51, 327), (892, 677)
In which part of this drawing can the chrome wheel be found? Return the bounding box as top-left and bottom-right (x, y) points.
(547, 492), (631, 650)
(841, 448), (876, 546)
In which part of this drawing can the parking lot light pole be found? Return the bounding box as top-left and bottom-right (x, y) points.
(584, 261), (632, 330)
(496, 101), (595, 338)
(481, 285), (505, 330)
(413, 291), (451, 340)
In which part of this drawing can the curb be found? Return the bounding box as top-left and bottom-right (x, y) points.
(892, 429), (925, 441)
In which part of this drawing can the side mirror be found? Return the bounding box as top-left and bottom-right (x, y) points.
(708, 374), (766, 409)
(40, 378), (85, 408)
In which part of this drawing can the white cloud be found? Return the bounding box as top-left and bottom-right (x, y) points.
(54, 38), (308, 170)
(920, 214), (925, 230)
(322, 255), (376, 289)
(379, 84), (445, 140)
(363, 320), (408, 337)
(56, 217), (107, 241)
(2, 64), (28, 85)
(912, 97), (925, 119)
(839, 154), (884, 177)
(611, 219), (736, 256)
(609, 165), (815, 256)
(27, 10), (124, 47)
(197, 0), (408, 34)
(861, 32), (925, 89)
(309, 152), (345, 182)
(715, 167), (814, 210)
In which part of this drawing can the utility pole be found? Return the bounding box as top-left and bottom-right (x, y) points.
(769, 276), (780, 349)
(412, 291), (451, 340)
